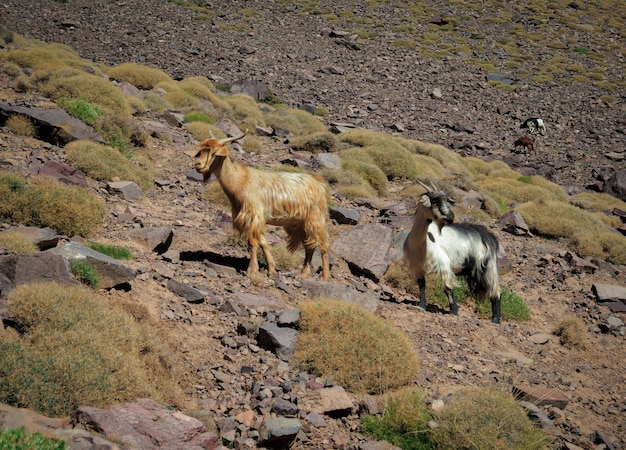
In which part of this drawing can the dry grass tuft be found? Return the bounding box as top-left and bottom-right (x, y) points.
(554, 316), (588, 349)
(295, 299), (420, 394)
(0, 231), (38, 254)
(5, 114), (35, 137)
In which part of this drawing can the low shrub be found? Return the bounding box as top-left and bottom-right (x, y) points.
(64, 140), (153, 190)
(431, 387), (549, 450)
(295, 299), (420, 394)
(5, 114), (35, 137)
(0, 172), (105, 237)
(0, 231), (38, 254)
(288, 131), (340, 153)
(0, 282), (186, 418)
(264, 106), (327, 136)
(554, 315), (587, 349)
(106, 62), (172, 89)
(362, 388), (434, 450)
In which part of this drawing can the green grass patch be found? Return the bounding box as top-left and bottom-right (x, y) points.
(70, 260), (100, 288)
(0, 427), (65, 450)
(295, 299), (420, 394)
(362, 388), (434, 450)
(87, 242), (133, 260)
(183, 112), (215, 124)
(56, 96), (102, 125)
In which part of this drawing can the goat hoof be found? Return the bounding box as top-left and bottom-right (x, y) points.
(491, 318), (501, 324)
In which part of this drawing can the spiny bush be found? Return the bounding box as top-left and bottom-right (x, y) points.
(516, 198), (626, 264)
(322, 167), (378, 199)
(221, 93), (266, 130)
(64, 140), (153, 190)
(0, 231), (38, 254)
(0, 172), (105, 237)
(5, 44), (100, 73)
(178, 75), (217, 99)
(295, 299), (420, 394)
(106, 62), (173, 89)
(0, 427), (65, 450)
(341, 156), (389, 197)
(431, 387), (549, 450)
(288, 131), (340, 153)
(36, 69), (131, 117)
(265, 106), (327, 136)
(554, 315), (587, 349)
(361, 388), (433, 450)
(570, 191), (626, 212)
(478, 175), (567, 206)
(5, 114), (35, 137)
(0, 282), (186, 418)
(155, 80), (202, 110)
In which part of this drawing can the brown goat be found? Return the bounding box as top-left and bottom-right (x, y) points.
(194, 131), (330, 280)
(514, 136), (535, 154)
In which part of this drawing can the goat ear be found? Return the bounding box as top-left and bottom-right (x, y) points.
(214, 144), (230, 157)
(419, 194), (432, 208)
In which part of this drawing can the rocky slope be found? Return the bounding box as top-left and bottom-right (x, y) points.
(0, 1), (625, 449)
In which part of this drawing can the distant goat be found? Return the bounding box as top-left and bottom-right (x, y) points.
(194, 131), (330, 280)
(514, 136), (535, 154)
(402, 181), (502, 323)
(520, 117), (546, 136)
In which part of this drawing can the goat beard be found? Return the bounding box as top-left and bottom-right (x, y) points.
(202, 171), (212, 184)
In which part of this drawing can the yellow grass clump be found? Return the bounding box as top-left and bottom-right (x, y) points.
(106, 62), (173, 89)
(265, 106), (327, 136)
(64, 140), (153, 190)
(295, 299), (420, 394)
(554, 315), (588, 349)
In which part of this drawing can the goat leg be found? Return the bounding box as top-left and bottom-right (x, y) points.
(446, 288), (459, 315)
(258, 236), (276, 275)
(247, 240), (260, 275)
(417, 277), (427, 311)
(298, 248), (314, 279)
(491, 296), (501, 324)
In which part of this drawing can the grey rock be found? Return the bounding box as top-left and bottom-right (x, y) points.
(166, 279), (207, 303)
(0, 252), (78, 298)
(257, 417), (302, 448)
(300, 279), (379, 313)
(331, 223), (393, 281)
(107, 180), (144, 200)
(256, 322), (298, 361)
(48, 242), (135, 289)
(129, 227), (173, 253)
(329, 206), (361, 225)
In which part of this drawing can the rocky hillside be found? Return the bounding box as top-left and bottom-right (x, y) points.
(0, 1), (625, 449)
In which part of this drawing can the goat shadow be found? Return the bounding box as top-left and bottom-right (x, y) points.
(401, 298), (455, 316)
(179, 250), (250, 273)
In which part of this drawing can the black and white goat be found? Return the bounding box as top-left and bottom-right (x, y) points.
(402, 182), (502, 323)
(520, 117), (546, 136)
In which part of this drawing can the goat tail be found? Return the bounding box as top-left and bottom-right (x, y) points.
(467, 237), (501, 300)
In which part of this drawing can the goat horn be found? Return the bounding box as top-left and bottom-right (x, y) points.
(218, 129), (248, 145)
(417, 180), (432, 192)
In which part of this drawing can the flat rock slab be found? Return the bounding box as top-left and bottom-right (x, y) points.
(512, 384), (569, 410)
